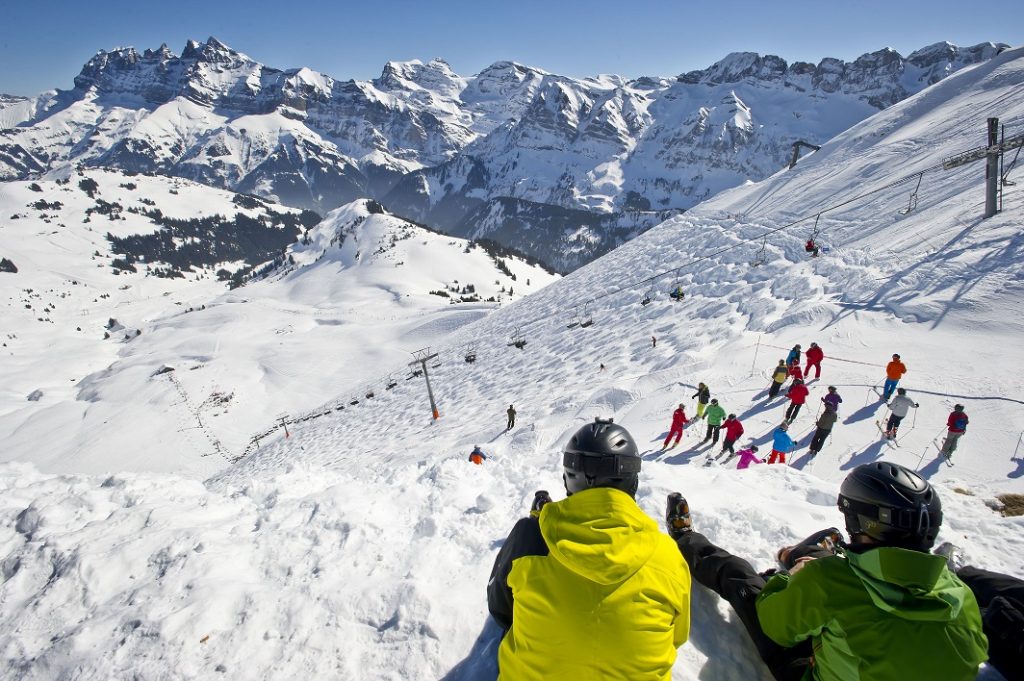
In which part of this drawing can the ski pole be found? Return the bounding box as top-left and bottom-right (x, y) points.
(1013, 431), (1023, 461)
(749, 334), (762, 378)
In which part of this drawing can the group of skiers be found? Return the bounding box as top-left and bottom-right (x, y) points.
(656, 342), (971, 468)
(488, 419), (1022, 681)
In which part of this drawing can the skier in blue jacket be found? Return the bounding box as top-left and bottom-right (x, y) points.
(767, 423), (794, 464)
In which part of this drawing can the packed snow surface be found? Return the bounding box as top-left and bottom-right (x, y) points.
(1, 46), (1023, 680)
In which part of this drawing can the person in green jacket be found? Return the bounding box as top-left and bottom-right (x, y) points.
(488, 418), (691, 680)
(665, 461), (988, 681)
(700, 398), (727, 446)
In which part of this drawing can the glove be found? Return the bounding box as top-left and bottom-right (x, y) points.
(530, 490), (553, 516)
(665, 493), (692, 539)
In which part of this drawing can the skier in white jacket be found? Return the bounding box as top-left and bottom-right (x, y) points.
(884, 388), (919, 439)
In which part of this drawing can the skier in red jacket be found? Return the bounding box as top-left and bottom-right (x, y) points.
(804, 342), (824, 379)
(785, 379), (809, 422)
(720, 414), (745, 457)
(663, 404), (688, 449)
(788, 363), (804, 384)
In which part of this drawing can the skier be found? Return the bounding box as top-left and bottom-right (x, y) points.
(735, 445), (763, 470)
(882, 353), (907, 401)
(939, 405), (969, 459)
(821, 386), (842, 413)
(599, 363), (607, 372)
(768, 360), (789, 398)
(652, 335), (657, 348)
(767, 422), (794, 464)
(469, 445), (487, 465)
(692, 382), (711, 419)
(664, 462), (987, 681)
(488, 418), (691, 678)
(720, 414), (744, 456)
(787, 362), (804, 384)
(784, 379), (809, 422)
(785, 344), (802, 368)
(808, 405), (837, 456)
(884, 388), (919, 439)
(663, 403), (688, 449)
(803, 342), (824, 379)
(700, 399), (727, 446)
(506, 404), (516, 431)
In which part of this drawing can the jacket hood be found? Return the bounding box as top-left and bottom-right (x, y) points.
(539, 487), (659, 586)
(846, 547), (971, 622)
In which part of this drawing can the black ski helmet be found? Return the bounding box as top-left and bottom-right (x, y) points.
(563, 418), (641, 497)
(837, 461), (942, 550)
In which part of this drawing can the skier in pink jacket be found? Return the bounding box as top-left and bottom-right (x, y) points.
(735, 446), (762, 470)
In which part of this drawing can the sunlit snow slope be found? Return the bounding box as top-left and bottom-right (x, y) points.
(1, 47), (1023, 681)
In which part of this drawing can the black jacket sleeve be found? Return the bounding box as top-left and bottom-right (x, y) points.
(486, 516), (549, 631)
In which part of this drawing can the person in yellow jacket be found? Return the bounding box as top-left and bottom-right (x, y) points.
(487, 418), (691, 680)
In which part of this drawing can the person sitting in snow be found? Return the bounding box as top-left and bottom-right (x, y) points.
(469, 445), (487, 465)
(664, 461), (987, 681)
(735, 445), (763, 470)
(488, 419), (691, 679)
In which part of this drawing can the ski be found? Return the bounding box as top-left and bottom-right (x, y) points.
(875, 420), (899, 447)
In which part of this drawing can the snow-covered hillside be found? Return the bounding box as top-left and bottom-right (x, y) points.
(1, 46), (1023, 681)
(0, 172), (556, 475)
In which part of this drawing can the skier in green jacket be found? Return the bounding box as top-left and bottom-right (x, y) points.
(665, 461), (988, 681)
(700, 399), (727, 445)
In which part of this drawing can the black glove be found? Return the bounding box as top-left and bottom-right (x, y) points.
(531, 490), (553, 515)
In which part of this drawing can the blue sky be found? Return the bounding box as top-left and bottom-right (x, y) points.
(1, 0), (1022, 95)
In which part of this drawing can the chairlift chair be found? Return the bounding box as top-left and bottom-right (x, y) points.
(509, 326), (527, 349)
(349, 396), (359, 405)
(464, 344), (477, 363)
(579, 302), (594, 328)
(898, 174), (923, 216)
(365, 387), (375, 399)
(385, 375), (398, 390)
(805, 214), (823, 257)
(641, 287), (654, 306)
(566, 307), (581, 329)
(668, 270), (685, 301)
(750, 237), (768, 267)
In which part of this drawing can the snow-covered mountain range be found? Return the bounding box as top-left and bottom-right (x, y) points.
(0, 36), (1022, 681)
(0, 38), (1008, 271)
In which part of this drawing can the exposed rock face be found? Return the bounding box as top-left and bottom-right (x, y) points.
(0, 39), (1005, 271)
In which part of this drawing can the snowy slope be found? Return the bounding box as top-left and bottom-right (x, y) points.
(1, 47), (1023, 681)
(0, 172), (556, 476)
